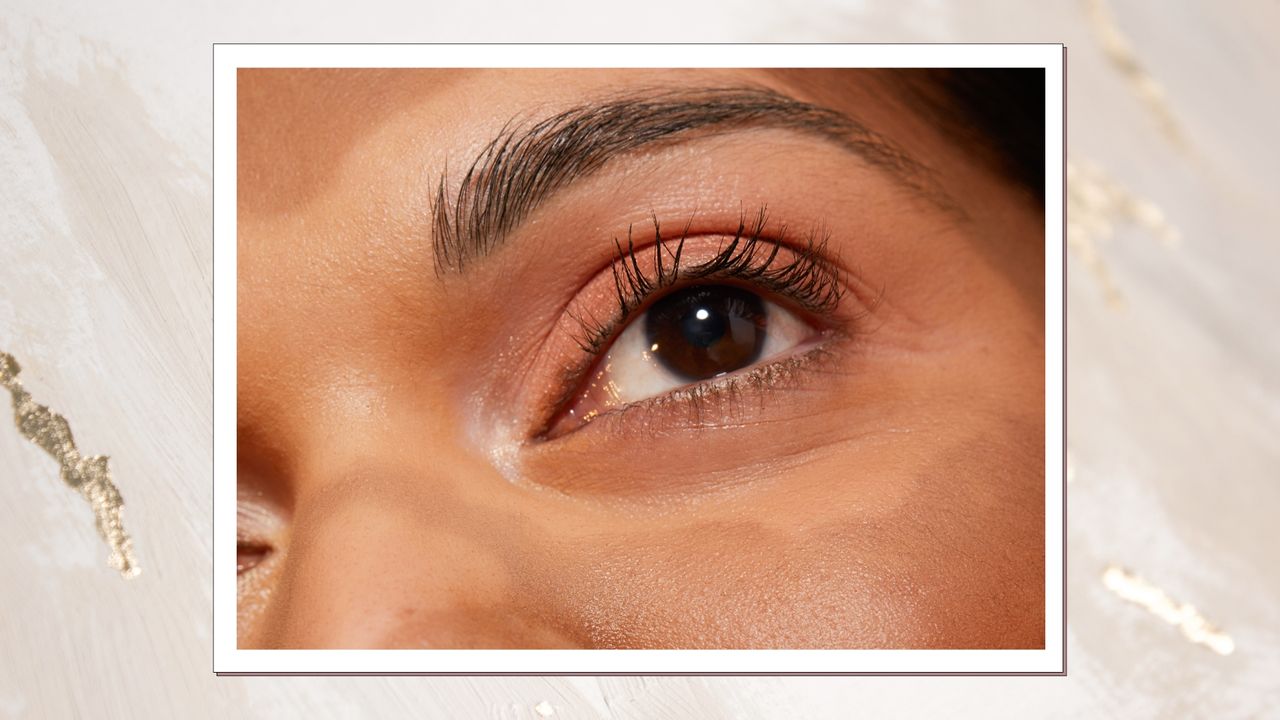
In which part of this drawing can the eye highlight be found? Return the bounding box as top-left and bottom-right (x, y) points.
(236, 485), (285, 578)
(539, 207), (850, 439)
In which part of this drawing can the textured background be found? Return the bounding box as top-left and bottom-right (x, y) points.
(2, 1), (1278, 717)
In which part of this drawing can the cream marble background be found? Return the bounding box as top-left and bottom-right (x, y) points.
(2, 1), (1278, 717)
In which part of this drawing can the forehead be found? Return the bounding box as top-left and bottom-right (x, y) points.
(236, 68), (930, 218)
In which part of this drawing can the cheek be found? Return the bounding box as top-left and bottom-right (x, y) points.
(561, 514), (921, 649)
(893, 420), (1045, 648)
(559, 416), (1044, 649)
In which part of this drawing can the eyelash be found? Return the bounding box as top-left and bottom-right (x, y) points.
(569, 206), (846, 358)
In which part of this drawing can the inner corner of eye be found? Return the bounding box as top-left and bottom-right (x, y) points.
(549, 284), (816, 435)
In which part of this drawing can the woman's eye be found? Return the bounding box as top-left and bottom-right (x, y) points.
(237, 539), (271, 575)
(554, 283), (817, 433)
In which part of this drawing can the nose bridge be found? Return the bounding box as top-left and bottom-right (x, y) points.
(261, 422), (577, 649)
(268, 467), (506, 648)
(240, 298), (590, 648)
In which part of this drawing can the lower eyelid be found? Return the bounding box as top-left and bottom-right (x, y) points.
(546, 285), (828, 437)
(556, 333), (847, 439)
(603, 292), (814, 405)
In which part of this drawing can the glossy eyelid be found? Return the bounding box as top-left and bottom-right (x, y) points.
(236, 485), (287, 575)
(571, 214), (844, 368)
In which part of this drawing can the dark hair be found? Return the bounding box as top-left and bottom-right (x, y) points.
(897, 68), (1046, 203)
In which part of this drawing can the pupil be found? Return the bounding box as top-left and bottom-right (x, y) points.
(644, 285), (767, 381)
(682, 307), (726, 348)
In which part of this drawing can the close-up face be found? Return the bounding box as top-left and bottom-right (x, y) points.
(236, 68), (1045, 649)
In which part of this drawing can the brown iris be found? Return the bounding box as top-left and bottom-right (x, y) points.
(644, 285), (768, 380)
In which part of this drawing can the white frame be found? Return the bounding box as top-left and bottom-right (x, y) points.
(213, 43), (1065, 674)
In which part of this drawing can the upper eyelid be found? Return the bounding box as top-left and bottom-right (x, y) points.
(563, 211), (855, 365)
(611, 207), (846, 316)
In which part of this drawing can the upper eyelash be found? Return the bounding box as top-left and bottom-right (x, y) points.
(569, 205), (846, 357)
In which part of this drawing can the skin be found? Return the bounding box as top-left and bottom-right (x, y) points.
(237, 69), (1046, 649)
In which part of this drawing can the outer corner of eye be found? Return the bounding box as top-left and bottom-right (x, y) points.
(543, 283), (820, 438)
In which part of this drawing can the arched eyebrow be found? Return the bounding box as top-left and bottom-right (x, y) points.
(431, 86), (951, 274)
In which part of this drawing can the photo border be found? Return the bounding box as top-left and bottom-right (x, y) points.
(213, 43), (1066, 675)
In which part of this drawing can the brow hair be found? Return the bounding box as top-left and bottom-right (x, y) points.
(430, 86), (938, 275)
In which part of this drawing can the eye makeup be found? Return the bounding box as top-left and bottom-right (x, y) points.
(235, 480), (289, 639)
(236, 500), (277, 576)
(571, 206), (845, 359)
(235, 463), (289, 576)
(534, 206), (862, 440)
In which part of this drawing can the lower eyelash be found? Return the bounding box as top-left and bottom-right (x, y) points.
(576, 341), (842, 435)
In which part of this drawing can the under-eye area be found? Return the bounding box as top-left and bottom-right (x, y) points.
(236, 67), (1048, 650)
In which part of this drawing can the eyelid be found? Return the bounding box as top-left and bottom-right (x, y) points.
(573, 209), (846, 358)
(624, 207), (844, 315)
(236, 484), (288, 565)
(549, 340), (845, 441)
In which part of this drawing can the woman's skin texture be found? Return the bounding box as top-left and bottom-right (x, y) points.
(237, 69), (1046, 649)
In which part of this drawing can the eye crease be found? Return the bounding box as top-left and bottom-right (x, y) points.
(543, 208), (846, 438)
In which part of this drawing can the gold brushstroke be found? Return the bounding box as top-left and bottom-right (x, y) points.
(1102, 565), (1233, 655)
(0, 351), (139, 578)
(1085, 0), (1189, 150)
(1068, 160), (1181, 308)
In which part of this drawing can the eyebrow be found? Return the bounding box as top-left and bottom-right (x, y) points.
(431, 86), (944, 274)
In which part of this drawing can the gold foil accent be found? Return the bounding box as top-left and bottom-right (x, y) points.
(0, 351), (139, 578)
(1085, 0), (1188, 150)
(1102, 564), (1234, 655)
(1068, 160), (1181, 308)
